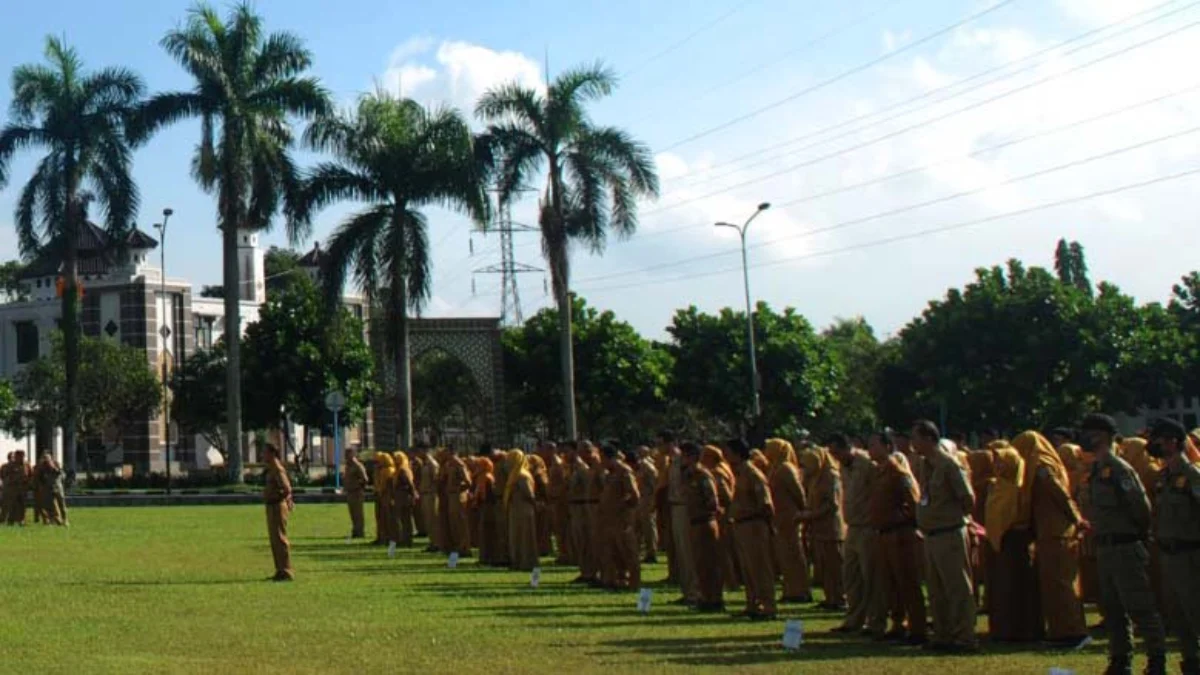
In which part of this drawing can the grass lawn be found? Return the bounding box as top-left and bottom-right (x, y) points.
(0, 505), (1114, 674)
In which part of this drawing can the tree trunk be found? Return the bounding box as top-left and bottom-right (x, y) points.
(556, 282), (577, 441)
(395, 269), (413, 450)
(222, 223), (244, 482)
(62, 231), (80, 477)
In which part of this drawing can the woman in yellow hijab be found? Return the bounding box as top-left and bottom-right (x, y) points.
(701, 445), (741, 591)
(764, 438), (812, 602)
(1011, 431), (1088, 645)
(983, 442), (1039, 642)
(797, 448), (846, 610)
(392, 452), (415, 546)
(472, 457), (498, 565)
(505, 450), (539, 571)
(525, 454), (552, 557)
(372, 452), (396, 545)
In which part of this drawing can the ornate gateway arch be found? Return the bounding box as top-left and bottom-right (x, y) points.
(371, 317), (507, 449)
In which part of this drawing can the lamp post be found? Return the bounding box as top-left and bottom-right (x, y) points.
(715, 202), (771, 423)
(154, 208), (174, 494)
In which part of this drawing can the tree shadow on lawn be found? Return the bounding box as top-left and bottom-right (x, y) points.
(63, 578), (254, 588)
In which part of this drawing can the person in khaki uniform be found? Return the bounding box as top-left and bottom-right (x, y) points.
(1121, 436), (1169, 626)
(565, 442), (594, 583)
(472, 457), (499, 565)
(416, 446), (441, 553)
(343, 448), (369, 539)
(262, 444), (294, 581)
(599, 445), (641, 590)
(727, 438), (776, 620)
(505, 449), (539, 571)
(653, 440), (675, 582)
(544, 442), (573, 565)
(867, 432), (926, 645)
(798, 447), (846, 610)
(372, 453), (396, 544)
(828, 434), (885, 637)
(41, 455), (67, 526)
(679, 441), (724, 612)
(3, 452), (30, 525)
(531, 447), (555, 557)
(764, 438), (811, 604)
(585, 443), (609, 587)
(982, 442), (1040, 643)
(662, 431), (699, 604)
(392, 452), (416, 546)
(702, 445), (740, 592)
(1149, 419), (1200, 675)
(911, 420), (977, 653)
(1081, 413), (1165, 675)
(444, 451), (473, 557)
(1011, 431), (1090, 647)
(633, 447), (659, 564)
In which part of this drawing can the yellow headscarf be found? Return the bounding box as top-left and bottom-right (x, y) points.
(1010, 431), (1071, 524)
(797, 448), (836, 505)
(749, 448), (769, 474)
(393, 451), (413, 487)
(1188, 431), (1200, 464)
(1119, 437), (1161, 493)
(764, 438), (798, 480)
(701, 445), (734, 486)
(503, 449), (527, 509)
(473, 457), (495, 504)
(985, 445), (1025, 552)
(374, 452), (395, 493)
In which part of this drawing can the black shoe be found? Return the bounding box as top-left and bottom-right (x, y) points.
(881, 629), (906, 642)
(860, 628), (876, 637)
(694, 602), (726, 613)
(1102, 656), (1132, 675)
(669, 597), (695, 606)
(921, 642), (949, 652)
(749, 612), (777, 622)
(780, 594), (813, 604)
(829, 625), (856, 634)
(904, 635), (928, 647)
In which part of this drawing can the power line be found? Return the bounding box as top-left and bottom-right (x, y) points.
(623, 0), (762, 78)
(658, 0), (1022, 152)
(575, 165), (1200, 294)
(633, 0), (900, 124)
(572, 123), (1200, 284)
(668, 0), (1196, 189)
(637, 16), (1200, 218)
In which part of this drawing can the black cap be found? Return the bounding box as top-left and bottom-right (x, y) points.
(1151, 418), (1187, 443)
(1080, 413), (1118, 435)
(1048, 427), (1075, 441)
(727, 438), (750, 459)
(477, 442), (493, 457)
(680, 441), (702, 457)
(621, 448), (638, 464)
(601, 444), (620, 459)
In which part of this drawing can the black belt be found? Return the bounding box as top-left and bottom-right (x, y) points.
(691, 516), (717, 525)
(734, 515), (770, 524)
(921, 523), (964, 537)
(878, 522), (917, 535)
(1158, 539), (1200, 555)
(1095, 533), (1143, 547)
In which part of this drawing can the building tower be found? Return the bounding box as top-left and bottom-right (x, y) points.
(473, 191), (542, 326)
(237, 229), (266, 304)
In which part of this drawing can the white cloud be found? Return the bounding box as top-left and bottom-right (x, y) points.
(381, 39), (543, 114)
(1057, 0), (1163, 26)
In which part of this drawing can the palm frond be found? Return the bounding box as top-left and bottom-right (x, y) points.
(0, 126), (55, 187)
(400, 207), (432, 312)
(576, 125), (660, 198)
(322, 203), (389, 306)
(475, 82), (545, 135)
(247, 78), (331, 119)
(128, 92), (208, 145)
(9, 63), (63, 123)
(253, 31), (312, 82)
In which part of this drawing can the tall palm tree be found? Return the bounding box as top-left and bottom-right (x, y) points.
(298, 92), (489, 449)
(476, 63), (659, 439)
(0, 37), (143, 476)
(131, 2), (330, 481)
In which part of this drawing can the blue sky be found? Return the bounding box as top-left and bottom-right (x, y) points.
(1, 0), (1197, 338)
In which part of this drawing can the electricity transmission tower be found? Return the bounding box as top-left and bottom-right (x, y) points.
(473, 189), (543, 326)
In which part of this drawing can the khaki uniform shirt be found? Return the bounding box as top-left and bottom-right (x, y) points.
(345, 459), (368, 495)
(1086, 451), (1151, 539)
(916, 446), (974, 531)
(840, 449), (877, 527)
(417, 456), (439, 496)
(1154, 459), (1200, 543)
(731, 462), (773, 522)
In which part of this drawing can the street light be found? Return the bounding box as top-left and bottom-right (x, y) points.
(715, 202), (771, 422)
(154, 208), (174, 495)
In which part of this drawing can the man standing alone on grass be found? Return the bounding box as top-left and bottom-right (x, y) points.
(344, 448), (368, 539)
(263, 444), (295, 582)
(912, 420), (978, 653)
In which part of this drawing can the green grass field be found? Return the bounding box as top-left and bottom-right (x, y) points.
(0, 505), (1114, 674)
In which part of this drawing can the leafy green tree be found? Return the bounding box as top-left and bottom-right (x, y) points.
(1054, 238), (1092, 296)
(200, 246), (302, 299)
(13, 334), (161, 465)
(171, 346), (228, 458)
(0, 37), (143, 474)
(665, 302), (837, 440)
(133, 2), (331, 481)
(1170, 272), (1200, 398)
(504, 296), (670, 442)
(0, 261), (29, 302)
(820, 317), (885, 435)
(412, 351), (485, 442)
(477, 63), (660, 440)
(297, 92), (487, 449)
(241, 275), (373, 433)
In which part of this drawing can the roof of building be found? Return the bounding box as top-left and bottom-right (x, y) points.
(298, 242), (323, 268)
(19, 223), (159, 280)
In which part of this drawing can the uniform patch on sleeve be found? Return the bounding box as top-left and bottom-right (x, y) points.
(1101, 467), (1112, 480)
(1037, 466), (1050, 480)
(902, 475), (914, 490)
(1120, 477), (1133, 492)
(1176, 476), (1189, 490)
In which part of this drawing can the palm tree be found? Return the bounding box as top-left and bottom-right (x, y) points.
(131, 3), (330, 481)
(476, 63), (659, 439)
(0, 37), (143, 476)
(298, 92), (489, 449)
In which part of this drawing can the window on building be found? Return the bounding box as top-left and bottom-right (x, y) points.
(351, 304), (363, 321)
(15, 321), (38, 364)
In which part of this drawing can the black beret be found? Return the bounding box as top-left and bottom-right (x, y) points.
(1080, 413), (1117, 435)
(1151, 418), (1186, 442)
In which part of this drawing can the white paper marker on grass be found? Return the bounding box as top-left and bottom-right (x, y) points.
(637, 588), (652, 614)
(1048, 669), (1075, 675)
(782, 620), (804, 651)
(530, 567), (541, 588)
(387, 541), (397, 559)
(448, 552), (459, 569)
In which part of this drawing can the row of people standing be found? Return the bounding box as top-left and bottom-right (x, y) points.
(0, 451), (68, 526)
